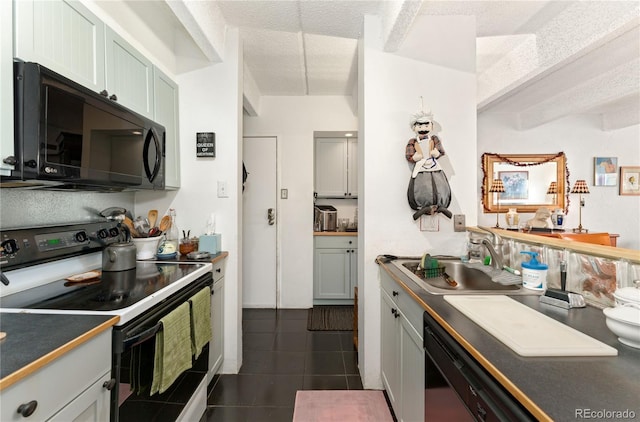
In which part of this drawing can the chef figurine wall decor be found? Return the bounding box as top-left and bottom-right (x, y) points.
(405, 106), (452, 220)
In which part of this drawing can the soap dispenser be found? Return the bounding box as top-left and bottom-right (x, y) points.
(520, 251), (548, 291)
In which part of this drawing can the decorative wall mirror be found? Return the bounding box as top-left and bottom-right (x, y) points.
(482, 152), (568, 214)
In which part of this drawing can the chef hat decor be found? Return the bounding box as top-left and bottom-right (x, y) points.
(405, 98), (452, 221)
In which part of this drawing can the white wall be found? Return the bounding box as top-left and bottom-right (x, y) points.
(478, 113), (640, 249)
(359, 15), (477, 389)
(243, 96), (358, 308)
(135, 29), (244, 374)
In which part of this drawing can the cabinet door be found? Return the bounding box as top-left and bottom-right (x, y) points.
(380, 291), (400, 412)
(14, 0), (105, 92)
(314, 248), (350, 299)
(349, 248), (358, 299)
(1, 0), (13, 176)
(48, 372), (111, 422)
(400, 315), (425, 422)
(105, 27), (154, 118)
(347, 138), (358, 197)
(154, 66), (180, 189)
(315, 138), (348, 197)
(209, 278), (224, 380)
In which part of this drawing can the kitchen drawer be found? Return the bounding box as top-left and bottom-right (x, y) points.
(380, 270), (424, 335)
(211, 259), (226, 283)
(0, 329), (111, 421)
(314, 236), (357, 249)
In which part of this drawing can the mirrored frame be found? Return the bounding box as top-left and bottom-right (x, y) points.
(482, 152), (568, 214)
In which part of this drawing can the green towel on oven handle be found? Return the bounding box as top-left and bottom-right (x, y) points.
(150, 302), (192, 395)
(189, 286), (212, 359)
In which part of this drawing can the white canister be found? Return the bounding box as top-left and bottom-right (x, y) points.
(520, 251), (548, 291)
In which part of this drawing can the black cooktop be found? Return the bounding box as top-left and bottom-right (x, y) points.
(0, 262), (207, 311)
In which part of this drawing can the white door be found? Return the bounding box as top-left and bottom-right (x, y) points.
(243, 137), (277, 308)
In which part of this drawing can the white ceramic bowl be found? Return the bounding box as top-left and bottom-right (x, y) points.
(603, 305), (640, 349)
(613, 287), (640, 306)
(131, 236), (161, 260)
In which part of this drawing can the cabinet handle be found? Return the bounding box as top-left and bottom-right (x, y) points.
(215, 268), (221, 273)
(3, 156), (16, 165)
(109, 94), (118, 101)
(348, 241), (352, 244)
(392, 290), (399, 297)
(103, 378), (116, 391)
(99, 89), (109, 97)
(17, 400), (37, 417)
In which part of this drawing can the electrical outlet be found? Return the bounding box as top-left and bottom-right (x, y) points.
(453, 214), (466, 232)
(217, 181), (228, 198)
(420, 214), (439, 232)
(281, 188), (288, 199)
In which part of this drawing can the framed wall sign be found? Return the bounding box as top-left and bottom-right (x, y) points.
(620, 166), (640, 196)
(196, 132), (216, 157)
(594, 157), (617, 186)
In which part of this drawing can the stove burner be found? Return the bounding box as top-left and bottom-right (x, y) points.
(93, 291), (130, 303)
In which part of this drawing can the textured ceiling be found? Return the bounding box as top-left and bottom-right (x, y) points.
(97, 0), (640, 129)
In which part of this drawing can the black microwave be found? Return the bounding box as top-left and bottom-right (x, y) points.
(8, 61), (165, 190)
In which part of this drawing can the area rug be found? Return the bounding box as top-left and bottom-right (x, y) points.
(293, 390), (393, 422)
(307, 305), (353, 331)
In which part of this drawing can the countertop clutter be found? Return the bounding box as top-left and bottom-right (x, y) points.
(378, 257), (640, 421)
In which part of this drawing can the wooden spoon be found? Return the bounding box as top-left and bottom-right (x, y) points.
(148, 209), (158, 229)
(123, 216), (140, 238)
(158, 215), (172, 234)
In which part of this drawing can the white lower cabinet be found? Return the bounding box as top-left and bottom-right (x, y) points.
(0, 329), (113, 422)
(380, 271), (425, 422)
(314, 236), (357, 304)
(208, 258), (226, 382)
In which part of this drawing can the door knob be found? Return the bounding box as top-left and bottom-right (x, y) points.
(267, 208), (275, 225)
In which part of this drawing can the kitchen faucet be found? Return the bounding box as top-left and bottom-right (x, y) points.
(481, 238), (504, 270)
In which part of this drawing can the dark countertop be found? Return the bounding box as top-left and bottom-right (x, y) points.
(0, 313), (119, 390)
(378, 258), (640, 421)
(314, 231), (358, 236)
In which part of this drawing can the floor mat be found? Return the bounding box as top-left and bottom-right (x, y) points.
(293, 390), (393, 422)
(307, 305), (353, 331)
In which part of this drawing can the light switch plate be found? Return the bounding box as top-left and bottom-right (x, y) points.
(217, 181), (228, 198)
(281, 189), (288, 199)
(453, 214), (466, 232)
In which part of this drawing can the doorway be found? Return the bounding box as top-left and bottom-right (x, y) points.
(242, 136), (278, 308)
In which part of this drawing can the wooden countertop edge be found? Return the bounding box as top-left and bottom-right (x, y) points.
(377, 259), (552, 422)
(211, 251), (229, 264)
(313, 232), (358, 236)
(468, 227), (639, 262)
(0, 315), (120, 391)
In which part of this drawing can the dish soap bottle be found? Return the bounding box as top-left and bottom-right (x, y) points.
(520, 251), (548, 291)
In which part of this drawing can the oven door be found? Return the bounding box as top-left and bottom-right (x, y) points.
(111, 272), (212, 422)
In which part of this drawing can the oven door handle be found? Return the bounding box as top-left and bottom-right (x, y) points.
(123, 322), (162, 350)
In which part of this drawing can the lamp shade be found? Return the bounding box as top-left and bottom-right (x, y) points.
(547, 181), (558, 194)
(571, 180), (590, 194)
(489, 179), (505, 193)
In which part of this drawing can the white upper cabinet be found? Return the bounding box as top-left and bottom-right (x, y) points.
(153, 66), (180, 189)
(315, 137), (358, 198)
(14, 0), (106, 92)
(105, 27), (154, 119)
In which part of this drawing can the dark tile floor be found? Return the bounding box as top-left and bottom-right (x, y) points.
(202, 308), (363, 421)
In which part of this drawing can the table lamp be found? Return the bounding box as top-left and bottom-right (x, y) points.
(547, 181), (558, 206)
(570, 180), (590, 233)
(489, 178), (505, 228)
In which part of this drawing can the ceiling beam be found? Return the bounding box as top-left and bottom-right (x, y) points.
(602, 102), (640, 131)
(165, 0), (226, 63)
(381, 0), (424, 52)
(243, 63), (261, 117)
(518, 59), (640, 129)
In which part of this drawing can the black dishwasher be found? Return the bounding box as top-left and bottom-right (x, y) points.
(423, 312), (535, 421)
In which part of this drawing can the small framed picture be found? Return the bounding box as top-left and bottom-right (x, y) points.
(594, 157), (617, 186)
(619, 166), (640, 196)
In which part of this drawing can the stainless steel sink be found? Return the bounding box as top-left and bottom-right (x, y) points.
(390, 258), (536, 295)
